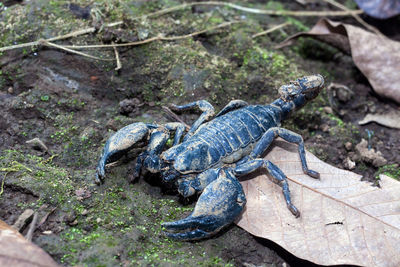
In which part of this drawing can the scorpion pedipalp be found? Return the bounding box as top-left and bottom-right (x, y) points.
(162, 168), (246, 241)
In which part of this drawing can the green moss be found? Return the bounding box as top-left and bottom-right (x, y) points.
(376, 164), (400, 180)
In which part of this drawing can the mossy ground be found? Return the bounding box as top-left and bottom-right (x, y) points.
(1, 0), (399, 266)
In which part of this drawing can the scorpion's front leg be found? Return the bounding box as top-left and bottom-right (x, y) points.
(163, 168), (246, 241)
(242, 127), (320, 179)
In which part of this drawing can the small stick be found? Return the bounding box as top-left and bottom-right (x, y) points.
(137, 1), (363, 19)
(38, 39), (114, 61)
(25, 212), (39, 241)
(112, 42), (122, 70)
(252, 22), (291, 38)
(162, 106), (190, 130)
(0, 173), (6, 197)
(0, 2), (363, 53)
(62, 21), (241, 49)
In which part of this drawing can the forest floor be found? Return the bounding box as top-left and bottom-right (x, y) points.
(0, 0), (399, 266)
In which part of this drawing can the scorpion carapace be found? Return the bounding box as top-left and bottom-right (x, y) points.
(96, 74), (324, 241)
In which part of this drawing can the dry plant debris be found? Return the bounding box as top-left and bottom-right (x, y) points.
(278, 18), (400, 104)
(236, 140), (400, 266)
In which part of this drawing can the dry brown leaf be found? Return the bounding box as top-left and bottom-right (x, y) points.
(359, 111), (400, 129)
(236, 140), (400, 267)
(278, 19), (400, 104)
(0, 219), (59, 267)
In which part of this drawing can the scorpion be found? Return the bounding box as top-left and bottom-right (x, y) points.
(95, 74), (324, 241)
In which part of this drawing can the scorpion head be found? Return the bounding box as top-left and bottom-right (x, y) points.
(279, 74), (324, 102)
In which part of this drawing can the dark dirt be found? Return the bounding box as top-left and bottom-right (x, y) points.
(0, 0), (399, 266)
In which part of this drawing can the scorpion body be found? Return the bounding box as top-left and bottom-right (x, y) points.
(96, 74), (324, 240)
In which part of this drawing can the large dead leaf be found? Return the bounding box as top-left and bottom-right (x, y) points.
(278, 19), (400, 104)
(0, 219), (59, 267)
(236, 140), (400, 267)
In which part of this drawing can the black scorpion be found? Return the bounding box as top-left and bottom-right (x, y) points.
(95, 74), (324, 240)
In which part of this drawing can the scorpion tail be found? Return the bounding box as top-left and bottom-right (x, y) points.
(95, 122), (157, 184)
(162, 168), (246, 241)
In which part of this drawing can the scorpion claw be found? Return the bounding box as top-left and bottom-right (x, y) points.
(162, 169), (246, 241)
(95, 122), (156, 183)
(164, 226), (213, 241)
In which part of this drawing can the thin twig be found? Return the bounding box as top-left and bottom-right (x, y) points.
(25, 212), (38, 241)
(162, 106), (190, 130)
(0, 173), (6, 197)
(0, 2), (363, 53)
(0, 21), (123, 53)
(252, 22), (291, 38)
(38, 39), (114, 61)
(137, 1), (363, 19)
(112, 42), (122, 70)
(62, 21), (241, 49)
(321, 0), (384, 38)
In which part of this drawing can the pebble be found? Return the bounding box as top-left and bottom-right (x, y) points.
(343, 157), (356, 170)
(323, 107), (333, 114)
(344, 142), (352, 151)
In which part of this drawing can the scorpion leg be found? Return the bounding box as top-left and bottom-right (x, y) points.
(170, 100), (215, 141)
(234, 159), (300, 217)
(249, 127), (320, 179)
(215, 99), (248, 117)
(95, 122), (158, 184)
(163, 168), (246, 241)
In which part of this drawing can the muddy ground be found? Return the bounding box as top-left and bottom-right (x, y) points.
(0, 0), (399, 266)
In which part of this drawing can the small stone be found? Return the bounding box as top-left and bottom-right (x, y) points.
(323, 107), (333, 114)
(344, 142), (352, 151)
(42, 230), (53, 235)
(64, 211), (77, 224)
(321, 124), (330, 132)
(81, 209), (89, 216)
(119, 98), (143, 116)
(96, 218), (102, 223)
(69, 219), (78, 226)
(119, 192), (127, 199)
(355, 139), (387, 167)
(343, 157), (356, 170)
(7, 87), (14, 94)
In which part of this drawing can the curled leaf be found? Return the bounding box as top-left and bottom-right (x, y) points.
(236, 140), (400, 266)
(278, 19), (400, 104)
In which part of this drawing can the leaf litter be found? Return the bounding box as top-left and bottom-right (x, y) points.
(236, 140), (400, 267)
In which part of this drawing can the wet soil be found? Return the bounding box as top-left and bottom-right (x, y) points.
(0, 0), (399, 266)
